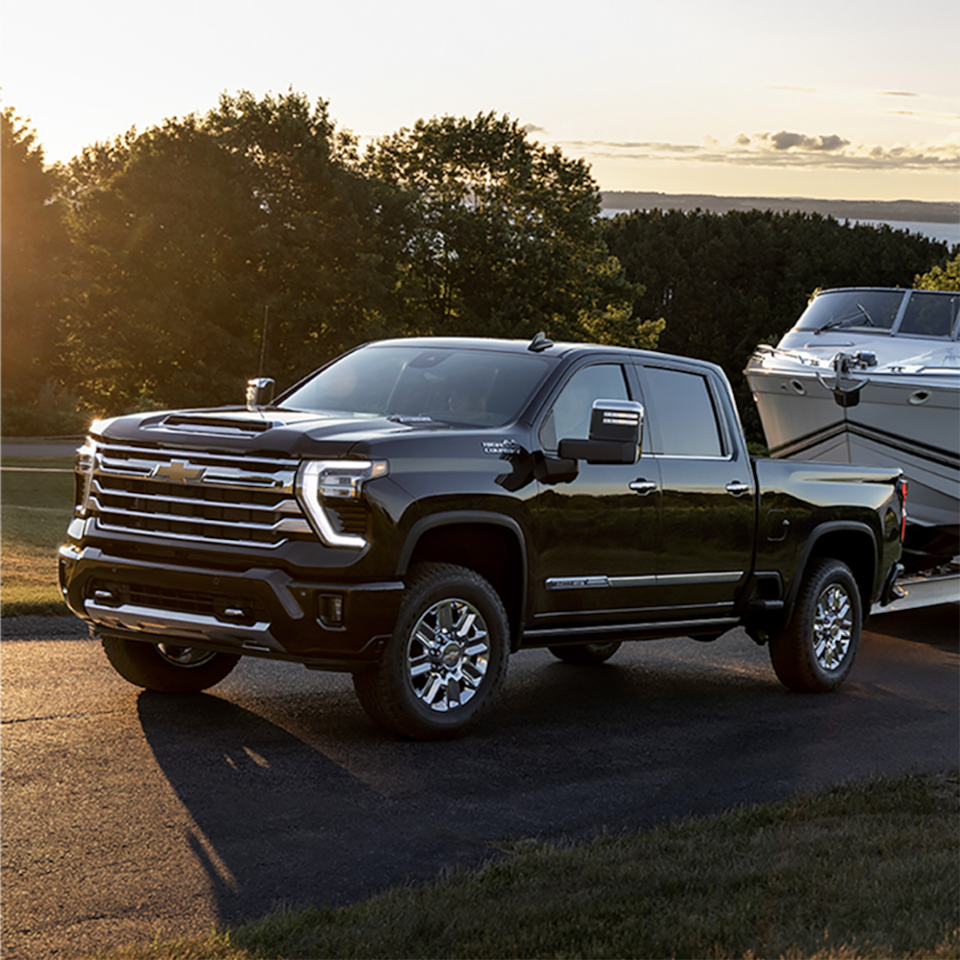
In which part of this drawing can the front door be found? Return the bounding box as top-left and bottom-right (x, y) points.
(528, 361), (663, 628)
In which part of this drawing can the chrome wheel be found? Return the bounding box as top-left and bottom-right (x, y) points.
(406, 598), (490, 713)
(812, 583), (853, 672)
(352, 563), (509, 738)
(768, 557), (862, 693)
(155, 644), (219, 668)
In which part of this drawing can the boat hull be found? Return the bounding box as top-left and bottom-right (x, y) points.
(747, 362), (959, 569)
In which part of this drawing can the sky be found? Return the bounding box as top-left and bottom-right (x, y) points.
(2, 0), (959, 203)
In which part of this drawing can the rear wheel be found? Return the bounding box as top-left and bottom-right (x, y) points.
(769, 558), (861, 692)
(548, 641), (622, 665)
(102, 637), (240, 692)
(353, 563), (509, 739)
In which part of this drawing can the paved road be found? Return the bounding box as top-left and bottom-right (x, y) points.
(2, 608), (957, 959)
(1, 442), (80, 458)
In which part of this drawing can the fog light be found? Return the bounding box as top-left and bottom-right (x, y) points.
(319, 594), (344, 627)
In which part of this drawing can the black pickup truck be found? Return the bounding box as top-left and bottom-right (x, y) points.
(60, 335), (906, 738)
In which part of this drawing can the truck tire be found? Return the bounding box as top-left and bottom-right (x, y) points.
(769, 558), (862, 693)
(548, 641), (622, 665)
(353, 563), (510, 739)
(102, 637), (240, 693)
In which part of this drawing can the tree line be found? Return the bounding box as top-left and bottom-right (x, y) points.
(602, 208), (957, 438)
(2, 90), (955, 439)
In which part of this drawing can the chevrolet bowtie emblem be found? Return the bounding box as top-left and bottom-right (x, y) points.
(153, 460), (206, 483)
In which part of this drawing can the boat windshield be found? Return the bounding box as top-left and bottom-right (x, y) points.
(898, 291), (960, 338)
(796, 290), (904, 334)
(278, 344), (554, 427)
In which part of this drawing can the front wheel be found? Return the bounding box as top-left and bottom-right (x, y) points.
(102, 637), (240, 692)
(769, 558), (862, 693)
(353, 563), (510, 739)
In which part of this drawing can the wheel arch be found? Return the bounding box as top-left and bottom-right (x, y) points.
(788, 521), (878, 618)
(398, 512), (527, 650)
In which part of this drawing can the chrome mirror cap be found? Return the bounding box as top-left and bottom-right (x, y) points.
(246, 377), (276, 410)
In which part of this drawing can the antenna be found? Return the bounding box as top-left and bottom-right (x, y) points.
(528, 331), (554, 353)
(258, 305), (270, 379)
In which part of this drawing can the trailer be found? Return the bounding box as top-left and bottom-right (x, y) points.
(871, 561), (960, 615)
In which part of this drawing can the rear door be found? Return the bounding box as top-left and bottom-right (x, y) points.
(634, 362), (756, 618)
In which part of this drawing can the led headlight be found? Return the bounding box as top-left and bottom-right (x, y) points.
(74, 437), (99, 517)
(296, 460), (388, 548)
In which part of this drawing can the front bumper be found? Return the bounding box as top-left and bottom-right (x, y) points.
(58, 543), (404, 670)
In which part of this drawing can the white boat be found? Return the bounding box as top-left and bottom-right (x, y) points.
(745, 287), (960, 570)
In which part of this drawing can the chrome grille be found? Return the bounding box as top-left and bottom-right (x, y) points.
(81, 442), (314, 548)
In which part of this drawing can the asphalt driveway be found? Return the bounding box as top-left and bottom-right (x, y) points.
(1, 605), (957, 959)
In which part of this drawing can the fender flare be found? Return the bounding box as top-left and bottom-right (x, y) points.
(397, 510), (529, 644)
(786, 519), (879, 613)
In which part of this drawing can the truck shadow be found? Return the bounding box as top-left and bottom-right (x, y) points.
(136, 690), (431, 923)
(865, 603), (959, 651)
(134, 643), (920, 928)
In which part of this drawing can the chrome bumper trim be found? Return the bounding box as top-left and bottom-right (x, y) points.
(84, 600), (279, 649)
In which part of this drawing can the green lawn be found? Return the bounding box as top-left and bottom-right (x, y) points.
(98, 771), (958, 960)
(1, 456), (76, 615)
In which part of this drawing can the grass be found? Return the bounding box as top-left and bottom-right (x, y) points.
(1, 455), (76, 616)
(99, 771), (959, 960)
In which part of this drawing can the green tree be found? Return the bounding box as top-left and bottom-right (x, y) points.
(915, 252), (960, 291)
(59, 91), (401, 414)
(1, 108), (73, 432)
(365, 113), (662, 349)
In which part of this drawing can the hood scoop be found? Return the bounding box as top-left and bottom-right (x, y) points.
(157, 414), (275, 436)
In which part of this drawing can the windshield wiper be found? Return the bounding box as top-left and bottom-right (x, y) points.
(387, 414), (436, 425)
(814, 304), (875, 334)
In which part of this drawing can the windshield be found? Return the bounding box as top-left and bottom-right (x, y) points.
(795, 290), (905, 333)
(278, 344), (554, 427)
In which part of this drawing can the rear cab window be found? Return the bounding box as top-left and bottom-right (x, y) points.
(635, 365), (726, 458)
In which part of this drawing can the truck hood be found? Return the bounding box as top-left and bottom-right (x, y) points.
(93, 406), (475, 457)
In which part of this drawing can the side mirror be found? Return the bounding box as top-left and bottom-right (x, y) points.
(558, 399), (643, 465)
(246, 377), (276, 410)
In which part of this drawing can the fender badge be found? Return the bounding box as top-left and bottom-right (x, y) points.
(482, 439), (521, 456)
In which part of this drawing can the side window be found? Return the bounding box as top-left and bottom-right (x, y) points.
(640, 366), (724, 457)
(898, 292), (960, 339)
(539, 364), (629, 450)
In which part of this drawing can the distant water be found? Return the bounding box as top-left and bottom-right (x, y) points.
(601, 209), (960, 247)
(851, 220), (959, 247)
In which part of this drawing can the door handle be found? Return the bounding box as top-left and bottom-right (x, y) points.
(629, 479), (658, 496)
(725, 480), (751, 497)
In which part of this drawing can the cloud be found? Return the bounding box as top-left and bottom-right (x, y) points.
(879, 91), (919, 98)
(556, 131), (960, 172)
(761, 131), (850, 152)
(884, 109), (960, 122)
(565, 140), (702, 155)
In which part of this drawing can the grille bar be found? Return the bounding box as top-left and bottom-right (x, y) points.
(91, 481), (303, 517)
(84, 442), (313, 548)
